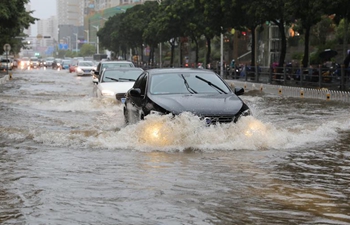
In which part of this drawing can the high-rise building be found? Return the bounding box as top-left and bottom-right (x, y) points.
(24, 3), (32, 37)
(37, 16), (58, 48)
(56, 0), (84, 26)
(57, 0), (85, 52)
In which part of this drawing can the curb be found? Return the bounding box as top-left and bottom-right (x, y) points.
(0, 75), (9, 84)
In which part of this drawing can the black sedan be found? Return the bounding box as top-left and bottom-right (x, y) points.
(123, 68), (251, 125)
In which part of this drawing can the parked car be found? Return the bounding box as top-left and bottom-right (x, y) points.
(124, 68), (251, 125)
(75, 61), (96, 76)
(93, 67), (144, 103)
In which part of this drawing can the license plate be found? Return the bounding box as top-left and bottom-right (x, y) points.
(121, 98), (126, 103)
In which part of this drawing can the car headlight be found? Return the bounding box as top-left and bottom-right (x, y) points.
(76, 68), (82, 72)
(101, 90), (114, 96)
(241, 108), (251, 117)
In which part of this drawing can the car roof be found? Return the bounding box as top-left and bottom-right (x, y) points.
(100, 60), (134, 64)
(147, 68), (215, 75)
(103, 67), (143, 71)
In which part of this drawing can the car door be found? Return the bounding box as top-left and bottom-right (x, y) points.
(127, 72), (147, 120)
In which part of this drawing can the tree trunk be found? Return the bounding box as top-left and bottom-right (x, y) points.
(251, 25), (256, 67)
(140, 44), (144, 63)
(343, 18), (349, 59)
(180, 41), (183, 67)
(278, 21), (287, 67)
(194, 37), (199, 65)
(170, 42), (175, 67)
(302, 27), (311, 68)
(205, 36), (211, 67)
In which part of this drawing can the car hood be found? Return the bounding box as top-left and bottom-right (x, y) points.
(98, 82), (135, 94)
(149, 94), (244, 115)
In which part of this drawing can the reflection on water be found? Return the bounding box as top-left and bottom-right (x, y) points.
(0, 70), (349, 224)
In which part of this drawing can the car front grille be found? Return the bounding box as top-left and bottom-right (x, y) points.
(200, 115), (236, 125)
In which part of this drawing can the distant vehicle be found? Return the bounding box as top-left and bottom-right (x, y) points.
(93, 67), (144, 103)
(75, 61), (96, 76)
(69, 59), (78, 73)
(39, 59), (46, 68)
(19, 57), (30, 69)
(45, 57), (55, 68)
(93, 60), (135, 82)
(0, 58), (13, 70)
(123, 68), (251, 125)
(52, 58), (63, 70)
(61, 60), (71, 70)
(73, 57), (84, 62)
(93, 54), (108, 61)
(30, 57), (40, 69)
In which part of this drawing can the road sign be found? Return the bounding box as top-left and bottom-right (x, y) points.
(3, 43), (11, 51)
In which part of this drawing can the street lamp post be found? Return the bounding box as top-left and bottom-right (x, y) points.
(220, 30), (224, 78)
(92, 25), (99, 54)
(157, 0), (162, 68)
(65, 36), (71, 50)
(73, 33), (78, 52)
(84, 30), (89, 44)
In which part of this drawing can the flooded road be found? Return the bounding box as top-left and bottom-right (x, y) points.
(0, 69), (349, 224)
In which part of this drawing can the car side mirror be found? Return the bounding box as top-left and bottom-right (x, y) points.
(94, 71), (99, 75)
(234, 87), (244, 96)
(129, 88), (141, 97)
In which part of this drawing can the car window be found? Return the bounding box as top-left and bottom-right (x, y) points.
(101, 70), (143, 82)
(149, 72), (231, 95)
(79, 61), (94, 66)
(101, 62), (134, 70)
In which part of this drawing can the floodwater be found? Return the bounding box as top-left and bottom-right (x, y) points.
(0, 69), (349, 225)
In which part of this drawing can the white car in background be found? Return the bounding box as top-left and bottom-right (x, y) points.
(75, 61), (96, 76)
(93, 67), (144, 103)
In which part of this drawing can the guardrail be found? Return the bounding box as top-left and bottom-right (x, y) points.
(226, 80), (350, 103)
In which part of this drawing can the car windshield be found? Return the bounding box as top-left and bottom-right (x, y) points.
(149, 72), (231, 95)
(79, 61), (93, 66)
(102, 70), (142, 82)
(62, 60), (71, 64)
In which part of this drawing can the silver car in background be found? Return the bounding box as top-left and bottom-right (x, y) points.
(75, 61), (96, 76)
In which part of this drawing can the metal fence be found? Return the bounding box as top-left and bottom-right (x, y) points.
(221, 65), (350, 91)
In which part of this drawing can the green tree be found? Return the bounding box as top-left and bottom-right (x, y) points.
(79, 44), (95, 57)
(327, 0), (350, 59)
(0, 0), (37, 55)
(290, 0), (328, 67)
